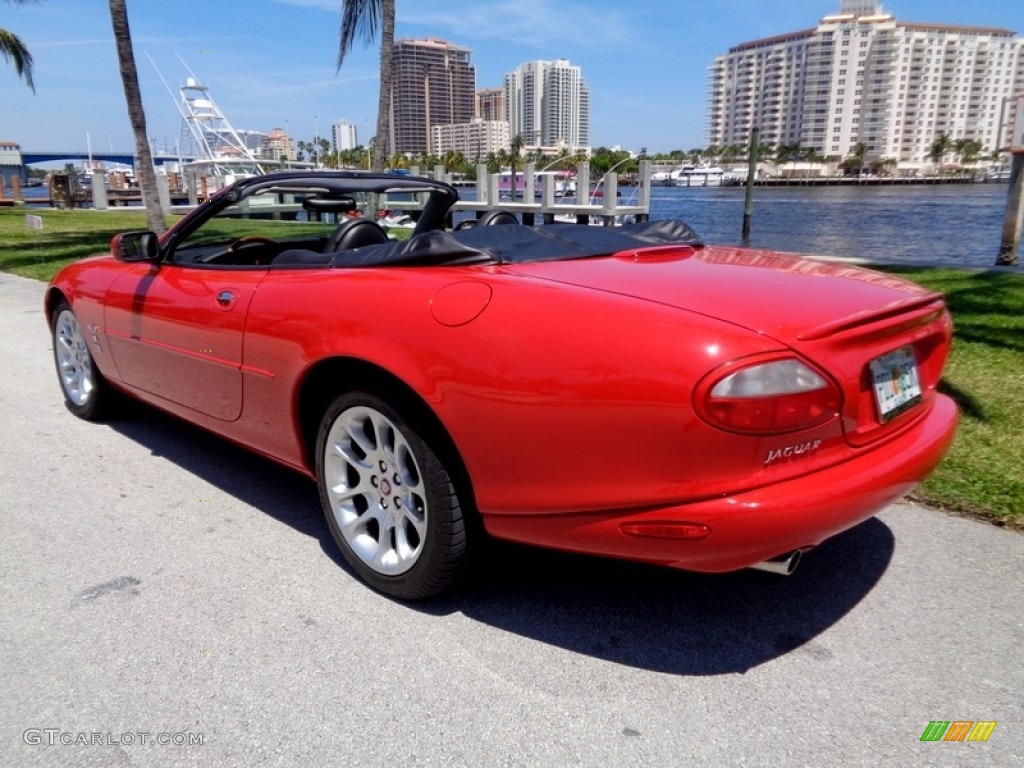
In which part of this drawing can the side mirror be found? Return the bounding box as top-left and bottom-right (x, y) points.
(112, 231), (160, 263)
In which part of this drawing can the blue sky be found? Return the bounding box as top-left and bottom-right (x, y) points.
(2, 0), (1021, 156)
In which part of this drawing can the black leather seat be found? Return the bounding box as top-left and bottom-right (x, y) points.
(325, 218), (390, 252)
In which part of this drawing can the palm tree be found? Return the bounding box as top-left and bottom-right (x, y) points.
(775, 142), (802, 165)
(929, 132), (952, 169)
(1, 0), (36, 91)
(108, 0), (165, 234)
(338, 0), (394, 172)
(840, 142), (869, 176)
(508, 133), (524, 198)
(955, 138), (984, 167)
(720, 144), (741, 165)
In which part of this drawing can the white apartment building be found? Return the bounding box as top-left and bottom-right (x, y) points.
(332, 120), (358, 152)
(431, 118), (511, 160)
(505, 59), (590, 154)
(708, 1), (1024, 164)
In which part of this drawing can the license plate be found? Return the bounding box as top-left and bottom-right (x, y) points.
(869, 346), (922, 422)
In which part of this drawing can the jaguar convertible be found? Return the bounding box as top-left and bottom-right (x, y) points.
(46, 172), (958, 599)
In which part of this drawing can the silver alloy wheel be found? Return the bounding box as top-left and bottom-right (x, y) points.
(54, 309), (94, 407)
(322, 405), (428, 576)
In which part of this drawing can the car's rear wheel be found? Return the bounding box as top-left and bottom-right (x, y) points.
(51, 301), (113, 420)
(316, 392), (469, 599)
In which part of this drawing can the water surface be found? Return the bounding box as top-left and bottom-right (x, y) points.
(647, 184), (1010, 267)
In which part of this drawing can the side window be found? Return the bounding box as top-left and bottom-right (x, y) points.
(170, 193), (346, 267)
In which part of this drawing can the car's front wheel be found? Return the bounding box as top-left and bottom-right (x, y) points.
(316, 392), (470, 599)
(51, 300), (114, 420)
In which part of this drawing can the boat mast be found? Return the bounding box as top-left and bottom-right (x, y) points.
(175, 55), (258, 162)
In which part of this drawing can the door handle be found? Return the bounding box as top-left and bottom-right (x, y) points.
(216, 290), (235, 306)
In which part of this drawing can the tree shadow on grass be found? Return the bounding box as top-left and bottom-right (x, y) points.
(892, 269), (1024, 354)
(938, 378), (986, 421)
(0, 230), (125, 270)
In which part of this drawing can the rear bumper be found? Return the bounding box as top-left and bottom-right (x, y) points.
(484, 394), (958, 573)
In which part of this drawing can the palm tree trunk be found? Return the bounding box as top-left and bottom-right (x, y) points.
(371, 0), (394, 171)
(108, 0), (165, 234)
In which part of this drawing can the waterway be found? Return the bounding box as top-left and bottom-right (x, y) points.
(646, 183), (1009, 268)
(19, 180), (1012, 268)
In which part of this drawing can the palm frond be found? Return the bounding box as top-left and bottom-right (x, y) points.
(0, 29), (35, 91)
(337, 0), (381, 69)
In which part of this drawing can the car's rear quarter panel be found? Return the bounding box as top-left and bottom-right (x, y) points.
(236, 265), (792, 516)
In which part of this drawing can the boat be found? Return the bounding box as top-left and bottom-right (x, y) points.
(651, 166), (685, 185)
(377, 212), (417, 229)
(551, 213), (636, 227)
(175, 76), (265, 194)
(673, 166), (736, 187)
(498, 170), (576, 198)
(148, 57), (269, 197)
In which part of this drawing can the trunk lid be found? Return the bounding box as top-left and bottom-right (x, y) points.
(507, 244), (953, 445)
(506, 244), (941, 342)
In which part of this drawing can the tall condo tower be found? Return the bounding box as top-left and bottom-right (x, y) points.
(505, 59), (590, 153)
(707, 1), (1024, 164)
(391, 38), (476, 155)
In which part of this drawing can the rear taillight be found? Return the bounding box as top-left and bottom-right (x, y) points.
(696, 357), (841, 434)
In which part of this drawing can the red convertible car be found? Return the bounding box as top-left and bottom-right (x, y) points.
(47, 172), (957, 598)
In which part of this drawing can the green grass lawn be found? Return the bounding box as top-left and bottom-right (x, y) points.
(2, 207), (1021, 528)
(880, 267), (1024, 530)
(0, 207), (166, 280)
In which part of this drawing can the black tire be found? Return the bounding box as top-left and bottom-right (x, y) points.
(316, 391), (470, 599)
(51, 300), (115, 421)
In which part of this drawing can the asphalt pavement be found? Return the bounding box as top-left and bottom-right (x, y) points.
(1, 269), (1022, 767)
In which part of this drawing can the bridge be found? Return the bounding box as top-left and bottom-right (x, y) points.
(20, 151), (191, 167)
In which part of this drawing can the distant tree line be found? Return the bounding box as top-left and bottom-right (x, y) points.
(287, 134), (1003, 178)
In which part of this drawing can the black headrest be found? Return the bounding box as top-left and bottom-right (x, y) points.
(476, 209), (519, 226)
(325, 218), (390, 252)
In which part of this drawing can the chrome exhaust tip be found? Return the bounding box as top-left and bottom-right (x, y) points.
(748, 549), (802, 576)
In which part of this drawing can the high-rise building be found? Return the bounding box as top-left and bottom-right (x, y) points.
(332, 120), (358, 152)
(707, 1), (1024, 164)
(505, 59), (590, 154)
(475, 88), (506, 122)
(391, 38), (476, 155)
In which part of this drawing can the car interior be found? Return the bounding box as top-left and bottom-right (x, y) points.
(158, 174), (703, 271)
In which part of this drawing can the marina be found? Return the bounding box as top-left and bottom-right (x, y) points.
(5, 162), (1016, 269)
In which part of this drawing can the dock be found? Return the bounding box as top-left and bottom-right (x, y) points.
(729, 175), (1001, 187)
(435, 160), (652, 226)
(6, 162), (654, 226)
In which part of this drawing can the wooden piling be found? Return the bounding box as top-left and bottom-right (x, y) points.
(996, 96), (1024, 267)
(742, 128), (759, 240)
(995, 153), (1023, 267)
